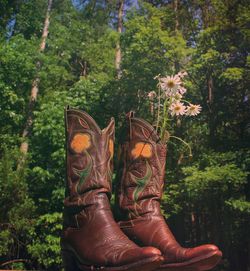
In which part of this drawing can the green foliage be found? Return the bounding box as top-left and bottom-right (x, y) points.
(220, 67), (244, 81)
(0, 35), (37, 149)
(0, 0), (21, 37)
(100, 2), (191, 122)
(0, 230), (13, 255)
(14, 0), (48, 39)
(162, 184), (183, 218)
(0, 0), (249, 270)
(27, 212), (62, 269)
(0, 147), (35, 262)
(183, 163), (246, 200)
(226, 198), (250, 214)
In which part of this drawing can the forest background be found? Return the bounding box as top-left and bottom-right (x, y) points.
(0, 0), (249, 270)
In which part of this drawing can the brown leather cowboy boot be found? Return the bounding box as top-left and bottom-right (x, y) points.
(116, 112), (222, 271)
(61, 107), (163, 271)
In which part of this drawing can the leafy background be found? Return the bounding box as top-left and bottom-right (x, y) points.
(0, 0), (249, 270)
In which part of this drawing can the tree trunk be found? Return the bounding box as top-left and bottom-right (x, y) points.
(200, 0), (210, 28)
(207, 76), (217, 146)
(207, 76), (213, 105)
(18, 0), (53, 169)
(115, 0), (124, 79)
(173, 0), (179, 32)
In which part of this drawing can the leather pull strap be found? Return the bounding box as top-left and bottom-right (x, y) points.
(126, 111), (135, 141)
(64, 105), (70, 134)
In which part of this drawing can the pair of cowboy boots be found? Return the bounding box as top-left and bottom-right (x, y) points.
(61, 107), (222, 271)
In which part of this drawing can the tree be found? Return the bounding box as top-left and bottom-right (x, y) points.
(18, 0), (53, 169)
(0, 0), (249, 270)
(115, 0), (124, 78)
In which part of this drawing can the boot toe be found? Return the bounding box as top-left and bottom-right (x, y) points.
(118, 246), (163, 266)
(186, 244), (222, 259)
(202, 244), (220, 252)
(140, 246), (163, 258)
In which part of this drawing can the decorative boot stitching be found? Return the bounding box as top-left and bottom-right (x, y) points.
(73, 151), (93, 195)
(131, 160), (152, 203)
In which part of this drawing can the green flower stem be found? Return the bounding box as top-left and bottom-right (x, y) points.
(156, 84), (161, 133)
(169, 135), (193, 157)
(181, 99), (191, 104)
(160, 99), (167, 139)
(160, 97), (172, 141)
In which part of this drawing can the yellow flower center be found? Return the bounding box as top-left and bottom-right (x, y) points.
(167, 80), (175, 88)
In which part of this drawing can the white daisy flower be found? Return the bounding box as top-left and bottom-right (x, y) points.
(159, 75), (182, 93)
(178, 86), (187, 95)
(186, 104), (202, 116)
(165, 89), (175, 98)
(172, 93), (183, 101)
(177, 71), (188, 78)
(169, 101), (186, 116)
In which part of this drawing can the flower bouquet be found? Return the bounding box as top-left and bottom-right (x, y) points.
(147, 71), (201, 156)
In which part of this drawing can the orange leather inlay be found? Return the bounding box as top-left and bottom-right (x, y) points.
(71, 133), (91, 153)
(131, 142), (152, 159)
(109, 139), (114, 158)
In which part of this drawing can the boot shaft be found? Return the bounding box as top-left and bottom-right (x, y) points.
(116, 112), (167, 219)
(64, 107), (114, 207)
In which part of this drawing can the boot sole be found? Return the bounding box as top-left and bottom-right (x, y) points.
(157, 249), (222, 271)
(62, 249), (164, 271)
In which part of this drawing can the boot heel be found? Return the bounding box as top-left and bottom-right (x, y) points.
(62, 250), (81, 271)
